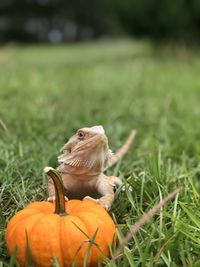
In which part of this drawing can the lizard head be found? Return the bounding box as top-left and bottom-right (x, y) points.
(58, 126), (112, 173)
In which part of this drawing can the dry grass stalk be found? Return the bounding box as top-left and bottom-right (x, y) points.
(112, 187), (181, 260)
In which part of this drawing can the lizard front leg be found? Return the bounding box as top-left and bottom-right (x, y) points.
(84, 175), (121, 210)
(47, 178), (55, 201)
(47, 177), (68, 202)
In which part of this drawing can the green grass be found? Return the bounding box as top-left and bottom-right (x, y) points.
(0, 40), (200, 266)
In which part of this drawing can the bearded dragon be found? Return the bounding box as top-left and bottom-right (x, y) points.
(48, 126), (136, 209)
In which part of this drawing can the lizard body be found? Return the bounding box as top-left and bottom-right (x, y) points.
(48, 126), (136, 209)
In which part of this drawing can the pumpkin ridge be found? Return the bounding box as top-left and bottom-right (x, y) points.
(58, 217), (64, 267)
(64, 200), (82, 214)
(82, 219), (99, 267)
(73, 213), (102, 267)
(6, 211), (44, 241)
(25, 202), (53, 213)
(68, 205), (100, 216)
(6, 212), (46, 267)
(74, 211), (115, 265)
(60, 215), (92, 267)
(29, 213), (61, 266)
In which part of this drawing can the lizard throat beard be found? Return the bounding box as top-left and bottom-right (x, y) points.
(58, 137), (109, 176)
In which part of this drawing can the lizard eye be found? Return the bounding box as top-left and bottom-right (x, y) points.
(78, 131), (84, 140)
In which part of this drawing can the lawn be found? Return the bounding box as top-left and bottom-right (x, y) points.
(0, 40), (200, 266)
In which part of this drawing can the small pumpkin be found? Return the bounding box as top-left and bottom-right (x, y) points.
(6, 167), (116, 267)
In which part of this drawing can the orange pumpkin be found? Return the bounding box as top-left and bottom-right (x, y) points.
(6, 168), (116, 267)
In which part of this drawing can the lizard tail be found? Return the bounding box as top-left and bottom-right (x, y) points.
(106, 129), (136, 170)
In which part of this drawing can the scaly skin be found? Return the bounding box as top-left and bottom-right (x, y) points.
(48, 126), (136, 209)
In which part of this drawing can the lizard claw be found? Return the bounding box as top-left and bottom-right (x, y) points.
(83, 196), (99, 203)
(84, 196), (109, 210)
(98, 200), (110, 210)
(47, 196), (56, 202)
(102, 204), (109, 210)
(47, 196), (69, 202)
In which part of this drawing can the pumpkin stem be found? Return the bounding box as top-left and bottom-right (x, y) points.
(44, 167), (68, 216)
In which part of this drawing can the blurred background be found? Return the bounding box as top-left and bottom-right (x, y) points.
(1, 0), (200, 43)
